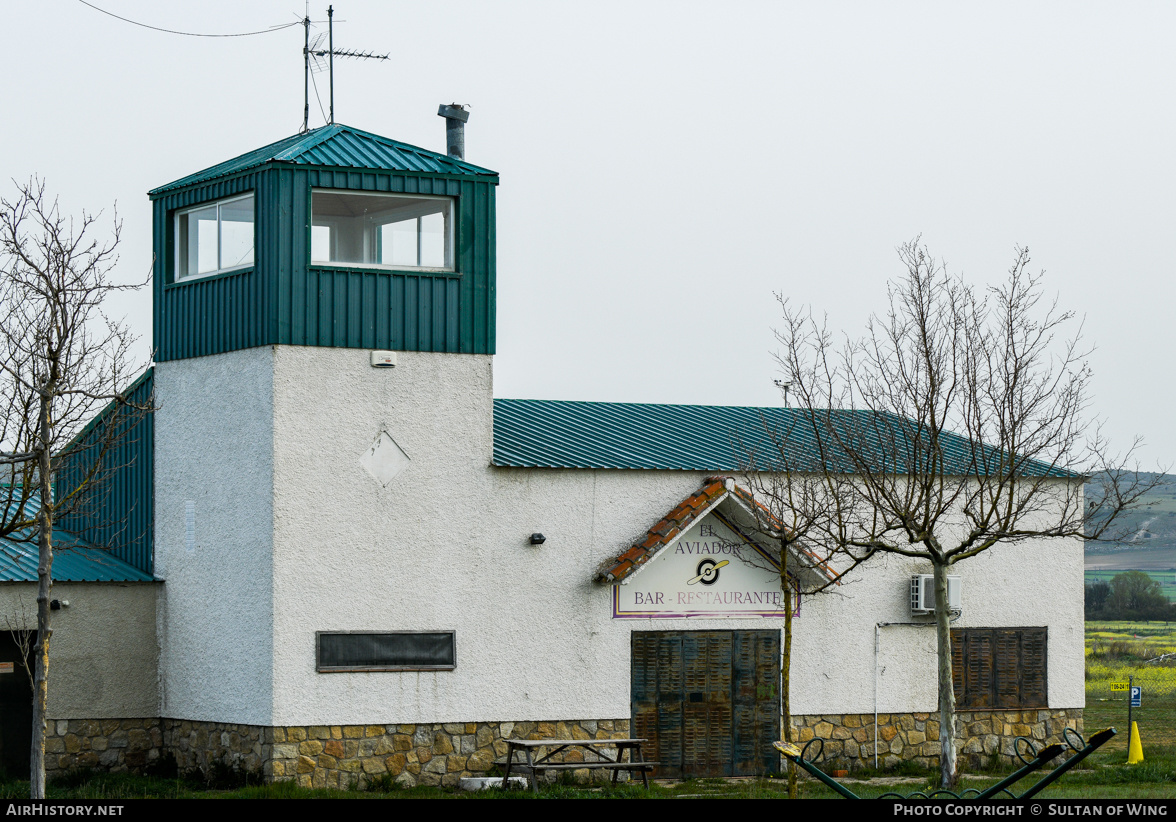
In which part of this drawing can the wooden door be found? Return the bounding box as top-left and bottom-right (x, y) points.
(632, 630), (779, 779)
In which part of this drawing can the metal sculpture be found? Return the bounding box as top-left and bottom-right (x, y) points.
(773, 727), (1116, 800)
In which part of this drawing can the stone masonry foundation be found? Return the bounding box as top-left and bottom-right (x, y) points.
(44, 709), (1080, 782)
(44, 719), (164, 775)
(791, 708), (1082, 772)
(267, 719), (633, 788)
(165, 720), (268, 777)
(46, 717), (632, 787)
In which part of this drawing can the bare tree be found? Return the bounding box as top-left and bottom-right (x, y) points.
(771, 240), (1156, 789)
(0, 179), (150, 799)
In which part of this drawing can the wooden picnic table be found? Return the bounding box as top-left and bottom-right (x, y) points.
(496, 737), (657, 793)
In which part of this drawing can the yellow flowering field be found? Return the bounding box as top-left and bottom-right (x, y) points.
(1084, 621), (1176, 756)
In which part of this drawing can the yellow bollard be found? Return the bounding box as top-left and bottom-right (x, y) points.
(1126, 721), (1144, 764)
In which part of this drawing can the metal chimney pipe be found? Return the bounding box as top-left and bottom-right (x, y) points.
(437, 104), (470, 160)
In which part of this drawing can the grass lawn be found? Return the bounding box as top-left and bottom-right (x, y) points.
(5, 744), (1175, 800)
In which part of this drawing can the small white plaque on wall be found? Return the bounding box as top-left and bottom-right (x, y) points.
(359, 431), (412, 487)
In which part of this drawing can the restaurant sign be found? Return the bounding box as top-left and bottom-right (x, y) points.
(612, 513), (791, 619)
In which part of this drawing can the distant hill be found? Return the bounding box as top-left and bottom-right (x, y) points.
(1086, 472), (1176, 556)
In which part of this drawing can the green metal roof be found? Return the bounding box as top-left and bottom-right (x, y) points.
(149, 123), (498, 196)
(56, 367), (154, 576)
(0, 494), (155, 583)
(491, 399), (1074, 477)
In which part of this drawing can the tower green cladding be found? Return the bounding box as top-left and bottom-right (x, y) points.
(149, 123), (499, 362)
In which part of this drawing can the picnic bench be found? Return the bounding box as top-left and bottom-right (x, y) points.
(495, 738), (657, 793)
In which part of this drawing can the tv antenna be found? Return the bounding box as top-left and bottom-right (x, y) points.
(301, 5), (389, 132)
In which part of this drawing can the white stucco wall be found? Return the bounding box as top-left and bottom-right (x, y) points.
(258, 346), (1085, 727)
(154, 348), (275, 724)
(0, 582), (159, 718)
(788, 524), (1086, 716)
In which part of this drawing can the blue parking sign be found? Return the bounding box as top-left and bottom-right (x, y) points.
(1130, 686), (1142, 707)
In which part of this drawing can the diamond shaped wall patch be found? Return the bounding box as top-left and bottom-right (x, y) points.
(359, 431), (411, 487)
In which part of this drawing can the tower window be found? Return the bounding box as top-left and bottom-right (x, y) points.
(174, 194), (255, 281)
(311, 190), (453, 271)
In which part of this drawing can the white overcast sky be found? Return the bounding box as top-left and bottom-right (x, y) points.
(5, 1), (1174, 468)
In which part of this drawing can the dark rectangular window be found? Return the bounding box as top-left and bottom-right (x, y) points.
(951, 627), (1047, 710)
(316, 632), (456, 672)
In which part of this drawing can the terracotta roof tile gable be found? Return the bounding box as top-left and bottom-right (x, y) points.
(594, 477), (840, 586)
(594, 477), (729, 583)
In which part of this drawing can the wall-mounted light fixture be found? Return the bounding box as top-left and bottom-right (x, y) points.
(529, 533), (546, 546)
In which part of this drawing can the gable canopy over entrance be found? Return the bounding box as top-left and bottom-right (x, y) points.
(595, 477), (836, 619)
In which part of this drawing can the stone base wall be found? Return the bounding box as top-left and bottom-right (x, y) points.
(44, 719), (163, 775)
(791, 708), (1082, 771)
(163, 720), (269, 776)
(46, 717), (631, 787)
(269, 719), (632, 789)
(45, 709), (1080, 781)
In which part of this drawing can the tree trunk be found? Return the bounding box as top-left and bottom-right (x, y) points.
(780, 569), (799, 799)
(31, 393), (52, 800)
(933, 560), (957, 790)
(779, 542), (797, 799)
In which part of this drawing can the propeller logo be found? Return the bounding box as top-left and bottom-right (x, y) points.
(687, 558), (728, 586)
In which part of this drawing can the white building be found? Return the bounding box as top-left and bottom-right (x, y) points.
(0, 119), (1084, 787)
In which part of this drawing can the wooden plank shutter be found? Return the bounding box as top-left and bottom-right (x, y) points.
(732, 631), (780, 776)
(632, 631), (780, 779)
(656, 633), (685, 775)
(630, 632), (657, 762)
(952, 627), (1047, 710)
(994, 630), (1022, 708)
(631, 632), (684, 777)
(1019, 628), (1048, 708)
(959, 629), (995, 709)
(682, 632), (733, 777)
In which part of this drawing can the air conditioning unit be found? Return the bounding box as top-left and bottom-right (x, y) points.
(910, 574), (961, 614)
